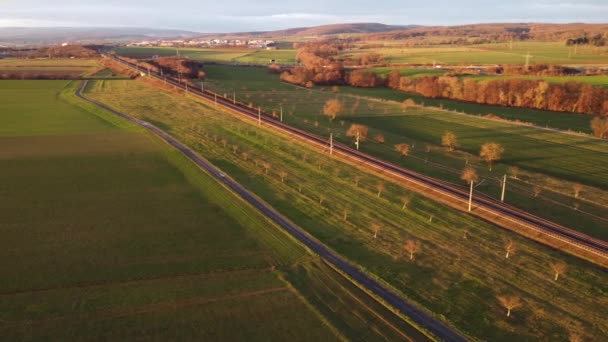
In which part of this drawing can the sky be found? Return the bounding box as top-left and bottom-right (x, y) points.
(0, 0), (607, 32)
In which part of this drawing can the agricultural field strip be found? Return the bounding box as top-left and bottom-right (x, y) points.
(118, 57), (608, 261)
(0, 81), (358, 340)
(77, 79), (466, 342)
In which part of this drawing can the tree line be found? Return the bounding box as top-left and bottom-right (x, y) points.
(385, 71), (608, 116)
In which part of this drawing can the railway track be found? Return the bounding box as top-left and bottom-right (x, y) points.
(107, 54), (608, 265)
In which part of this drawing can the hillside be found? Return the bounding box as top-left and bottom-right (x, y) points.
(363, 23), (608, 42)
(199, 23), (417, 38)
(0, 27), (200, 45)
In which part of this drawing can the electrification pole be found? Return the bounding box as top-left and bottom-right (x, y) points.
(468, 181), (474, 212)
(501, 174), (507, 202)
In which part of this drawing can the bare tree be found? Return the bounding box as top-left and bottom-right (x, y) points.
(262, 162), (271, 175)
(323, 98), (344, 122)
(394, 143), (411, 158)
(241, 152), (249, 161)
(404, 240), (421, 260)
(569, 332), (583, 342)
(232, 144), (239, 154)
(572, 183), (583, 199)
(498, 295), (522, 317)
(354, 175), (361, 187)
(402, 98), (416, 111)
(253, 158), (261, 167)
(319, 194), (326, 205)
(591, 116), (608, 138)
(278, 170), (288, 183)
(549, 261), (568, 281)
(373, 134), (385, 144)
(461, 167), (479, 184)
(343, 208), (349, 221)
(441, 131), (459, 152)
(346, 124), (369, 149)
(372, 223), (381, 239)
(376, 183), (386, 198)
(480, 142), (505, 171)
(504, 239), (516, 259)
(401, 196), (411, 210)
(533, 185), (542, 198)
(463, 228), (469, 240)
(508, 166), (520, 179)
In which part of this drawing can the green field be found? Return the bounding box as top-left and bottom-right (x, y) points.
(86, 78), (608, 341)
(114, 46), (297, 65)
(337, 86), (595, 133)
(0, 58), (100, 75)
(0, 80), (425, 341)
(468, 74), (608, 88)
(368, 66), (447, 77)
(345, 41), (608, 65)
(201, 65), (608, 238)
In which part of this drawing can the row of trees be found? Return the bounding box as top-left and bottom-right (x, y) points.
(207, 123), (571, 322)
(386, 71), (608, 116)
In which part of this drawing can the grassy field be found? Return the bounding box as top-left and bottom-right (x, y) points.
(0, 80), (425, 340)
(114, 46), (297, 65)
(337, 86), (595, 133)
(86, 78), (608, 341)
(0, 58), (100, 76)
(468, 74), (608, 87)
(368, 66), (447, 77)
(344, 41), (608, 65)
(201, 65), (608, 239)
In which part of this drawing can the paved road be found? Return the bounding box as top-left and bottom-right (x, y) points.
(108, 55), (608, 264)
(76, 80), (469, 342)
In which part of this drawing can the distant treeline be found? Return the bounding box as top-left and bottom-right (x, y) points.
(385, 71), (608, 116)
(566, 34), (607, 47)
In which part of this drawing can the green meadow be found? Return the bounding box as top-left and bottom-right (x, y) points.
(0, 80), (423, 341)
(114, 46), (297, 65)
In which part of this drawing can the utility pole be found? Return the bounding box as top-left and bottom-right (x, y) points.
(258, 107), (262, 125)
(329, 133), (333, 155)
(355, 131), (360, 150)
(280, 104), (283, 122)
(468, 181), (474, 212)
(201, 82), (204, 92)
(524, 51), (533, 71)
(233, 91), (236, 104)
(214, 93), (217, 107)
(501, 174), (507, 202)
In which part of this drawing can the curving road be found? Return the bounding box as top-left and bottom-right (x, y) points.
(107, 54), (608, 264)
(77, 80), (468, 342)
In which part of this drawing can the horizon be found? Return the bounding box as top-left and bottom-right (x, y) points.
(1, 0), (608, 32)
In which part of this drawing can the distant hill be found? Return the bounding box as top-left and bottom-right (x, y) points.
(0, 27), (200, 45)
(199, 23), (418, 38)
(361, 23), (608, 42)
